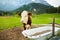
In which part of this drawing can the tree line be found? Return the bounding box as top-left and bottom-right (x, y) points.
(46, 6), (60, 13)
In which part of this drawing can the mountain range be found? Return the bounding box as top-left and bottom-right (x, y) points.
(15, 3), (54, 13)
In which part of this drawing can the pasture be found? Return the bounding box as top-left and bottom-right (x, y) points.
(0, 13), (60, 31)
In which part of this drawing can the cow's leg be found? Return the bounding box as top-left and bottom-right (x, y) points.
(23, 23), (26, 30)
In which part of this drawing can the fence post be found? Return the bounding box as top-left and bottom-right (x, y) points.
(52, 17), (55, 37)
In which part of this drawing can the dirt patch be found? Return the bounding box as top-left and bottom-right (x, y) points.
(0, 27), (29, 40)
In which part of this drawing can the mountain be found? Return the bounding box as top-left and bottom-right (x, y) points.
(15, 3), (53, 13)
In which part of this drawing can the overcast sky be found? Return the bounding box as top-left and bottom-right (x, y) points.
(0, 0), (60, 11)
(45, 0), (60, 7)
(0, 0), (31, 11)
(32, 0), (60, 7)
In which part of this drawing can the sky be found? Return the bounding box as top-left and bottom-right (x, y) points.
(0, 0), (60, 11)
(0, 0), (31, 11)
(45, 0), (60, 7)
(32, 0), (60, 7)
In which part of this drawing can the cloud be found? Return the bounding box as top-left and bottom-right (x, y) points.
(32, 0), (35, 2)
(2, 1), (6, 5)
(0, 0), (8, 5)
(31, 0), (40, 3)
(0, 0), (21, 11)
(45, 0), (60, 7)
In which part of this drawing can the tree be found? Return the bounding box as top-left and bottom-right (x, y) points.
(46, 7), (57, 13)
(58, 6), (60, 13)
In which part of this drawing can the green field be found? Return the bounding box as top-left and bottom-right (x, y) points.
(0, 13), (60, 31)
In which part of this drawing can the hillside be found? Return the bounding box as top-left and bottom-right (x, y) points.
(15, 3), (53, 13)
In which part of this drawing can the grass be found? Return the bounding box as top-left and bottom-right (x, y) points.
(0, 13), (60, 31)
(32, 13), (60, 24)
(0, 16), (22, 30)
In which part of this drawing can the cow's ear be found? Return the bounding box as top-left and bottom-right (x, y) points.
(28, 12), (32, 16)
(18, 12), (21, 16)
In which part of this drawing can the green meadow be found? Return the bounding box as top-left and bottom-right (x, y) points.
(0, 13), (60, 31)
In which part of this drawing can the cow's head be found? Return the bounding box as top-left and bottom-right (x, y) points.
(19, 10), (32, 24)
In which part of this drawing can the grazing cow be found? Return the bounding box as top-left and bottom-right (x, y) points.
(18, 10), (32, 30)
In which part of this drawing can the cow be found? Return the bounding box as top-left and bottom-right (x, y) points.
(18, 10), (32, 30)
